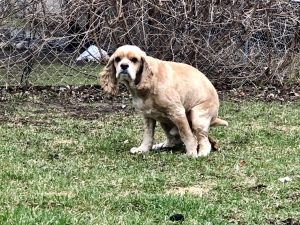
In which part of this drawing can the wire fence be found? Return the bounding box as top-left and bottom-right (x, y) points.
(0, 0), (300, 89)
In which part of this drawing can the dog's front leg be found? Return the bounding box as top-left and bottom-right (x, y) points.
(130, 117), (156, 154)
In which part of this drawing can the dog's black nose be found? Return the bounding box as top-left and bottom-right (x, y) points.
(120, 64), (129, 70)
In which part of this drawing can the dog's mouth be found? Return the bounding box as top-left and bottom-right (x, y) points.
(119, 71), (129, 76)
(118, 69), (130, 76)
(118, 71), (132, 81)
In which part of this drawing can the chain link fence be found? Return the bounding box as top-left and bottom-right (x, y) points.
(0, 0), (300, 89)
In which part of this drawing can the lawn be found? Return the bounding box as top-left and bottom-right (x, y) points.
(0, 97), (299, 225)
(0, 62), (102, 86)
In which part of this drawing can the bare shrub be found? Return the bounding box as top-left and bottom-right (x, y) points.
(0, 0), (299, 87)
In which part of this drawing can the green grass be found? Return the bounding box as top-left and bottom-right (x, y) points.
(0, 100), (299, 224)
(0, 63), (102, 86)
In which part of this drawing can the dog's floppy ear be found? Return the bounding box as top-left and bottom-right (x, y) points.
(135, 56), (153, 93)
(99, 55), (118, 95)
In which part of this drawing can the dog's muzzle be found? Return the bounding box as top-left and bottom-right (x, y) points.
(118, 70), (133, 82)
(120, 70), (129, 74)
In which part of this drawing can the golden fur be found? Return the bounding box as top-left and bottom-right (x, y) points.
(100, 45), (228, 157)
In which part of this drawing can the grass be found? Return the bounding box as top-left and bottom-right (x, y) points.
(0, 62), (102, 86)
(0, 99), (299, 224)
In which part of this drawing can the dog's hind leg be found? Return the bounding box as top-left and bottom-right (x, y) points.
(167, 108), (198, 157)
(152, 122), (182, 150)
(190, 106), (212, 157)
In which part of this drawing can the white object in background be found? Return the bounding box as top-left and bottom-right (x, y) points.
(76, 45), (109, 62)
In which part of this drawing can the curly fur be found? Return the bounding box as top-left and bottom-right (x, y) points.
(135, 56), (153, 94)
(98, 45), (228, 158)
(99, 57), (118, 95)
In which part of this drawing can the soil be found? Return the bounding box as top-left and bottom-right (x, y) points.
(0, 85), (133, 120)
(0, 84), (299, 122)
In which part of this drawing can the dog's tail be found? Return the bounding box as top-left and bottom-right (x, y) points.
(210, 117), (228, 127)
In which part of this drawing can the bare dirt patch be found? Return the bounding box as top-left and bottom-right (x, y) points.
(0, 84), (299, 124)
(166, 182), (216, 196)
(43, 191), (75, 198)
(0, 85), (134, 123)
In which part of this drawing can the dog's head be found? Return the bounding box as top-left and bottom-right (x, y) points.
(99, 45), (152, 95)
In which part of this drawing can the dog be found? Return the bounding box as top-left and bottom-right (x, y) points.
(100, 45), (228, 157)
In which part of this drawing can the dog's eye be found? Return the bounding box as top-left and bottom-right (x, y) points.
(131, 57), (138, 63)
(115, 57), (121, 62)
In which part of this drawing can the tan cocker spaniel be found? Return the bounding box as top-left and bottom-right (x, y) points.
(100, 45), (228, 157)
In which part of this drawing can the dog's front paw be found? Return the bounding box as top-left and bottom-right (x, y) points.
(130, 147), (149, 154)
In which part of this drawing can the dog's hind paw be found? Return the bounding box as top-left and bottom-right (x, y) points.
(130, 147), (149, 154)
